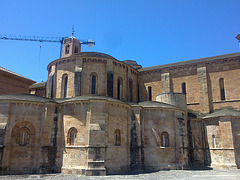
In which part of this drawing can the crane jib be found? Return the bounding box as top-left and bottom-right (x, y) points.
(0, 34), (95, 58)
(0, 34), (94, 45)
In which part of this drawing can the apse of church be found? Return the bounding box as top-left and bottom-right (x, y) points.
(1, 35), (240, 175)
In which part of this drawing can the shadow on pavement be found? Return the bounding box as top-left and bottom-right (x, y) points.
(189, 165), (213, 171)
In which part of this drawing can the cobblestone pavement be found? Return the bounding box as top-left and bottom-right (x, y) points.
(1, 169), (240, 180)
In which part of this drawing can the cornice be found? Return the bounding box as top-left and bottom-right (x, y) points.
(0, 72), (35, 85)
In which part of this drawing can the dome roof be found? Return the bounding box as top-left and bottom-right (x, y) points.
(57, 95), (124, 103)
(73, 52), (117, 60)
(0, 94), (184, 110)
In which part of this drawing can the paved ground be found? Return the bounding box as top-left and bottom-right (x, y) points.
(1, 169), (240, 180)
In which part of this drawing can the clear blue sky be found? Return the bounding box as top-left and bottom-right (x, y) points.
(0, 0), (240, 82)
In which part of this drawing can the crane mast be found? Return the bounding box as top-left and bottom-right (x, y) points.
(0, 34), (95, 58)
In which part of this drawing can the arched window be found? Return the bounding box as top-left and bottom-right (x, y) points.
(212, 135), (216, 148)
(182, 82), (186, 94)
(115, 129), (121, 146)
(117, 77), (123, 100)
(107, 71), (113, 97)
(65, 45), (70, 54)
(219, 78), (225, 100)
(148, 86), (152, 101)
(129, 78), (133, 102)
(62, 74), (68, 98)
(91, 75), (97, 94)
(67, 127), (77, 145)
(161, 132), (169, 147)
(16, 127), (30, 146)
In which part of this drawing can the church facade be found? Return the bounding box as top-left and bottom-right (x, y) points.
(0, 36), (240, 175)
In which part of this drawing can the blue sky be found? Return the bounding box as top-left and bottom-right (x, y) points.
(0, 0), (240, 82)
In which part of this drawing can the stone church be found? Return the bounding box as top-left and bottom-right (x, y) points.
(0, 35), (240, 176)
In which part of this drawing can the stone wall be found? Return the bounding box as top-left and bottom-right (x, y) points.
(60, 99), (132, 175)
(57, 97), (189, 175)
(139, 54), (240, 113)
(231, 117), (240, 168)
(0, 100), (60, 174)
(188, 119), (210, 166)
(46, 54), (138, 103)
(61, 102), (88, 174)
(138, 71), (162, 102)
(156, 93), (187, 110)
(105, 102), (130, 174)
(2, 51), (240, 176)
(208, 61), (240, 111)
(142, 108), (188, 170)
(82, 58), (107, 96)
(55, 59), (76, 98)
(205, 117), (236, 167)
(0, 74), (34, 95)
(30, 88), (46, 97)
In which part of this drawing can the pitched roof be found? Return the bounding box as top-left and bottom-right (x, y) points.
(0, 66), (35, 83)
(138, 52), (240, 72)
(203, 108), (240, 119)
(122, 60), (142, 70)
(30, 82), (46, 89)
(0, 94), (55, 103)
(137, 101), (182, 109)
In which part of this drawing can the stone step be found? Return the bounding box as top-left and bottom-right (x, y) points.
(85, 168), (106, 176)
(61, 168), (85, 175)
(87, 160), (105, 169)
